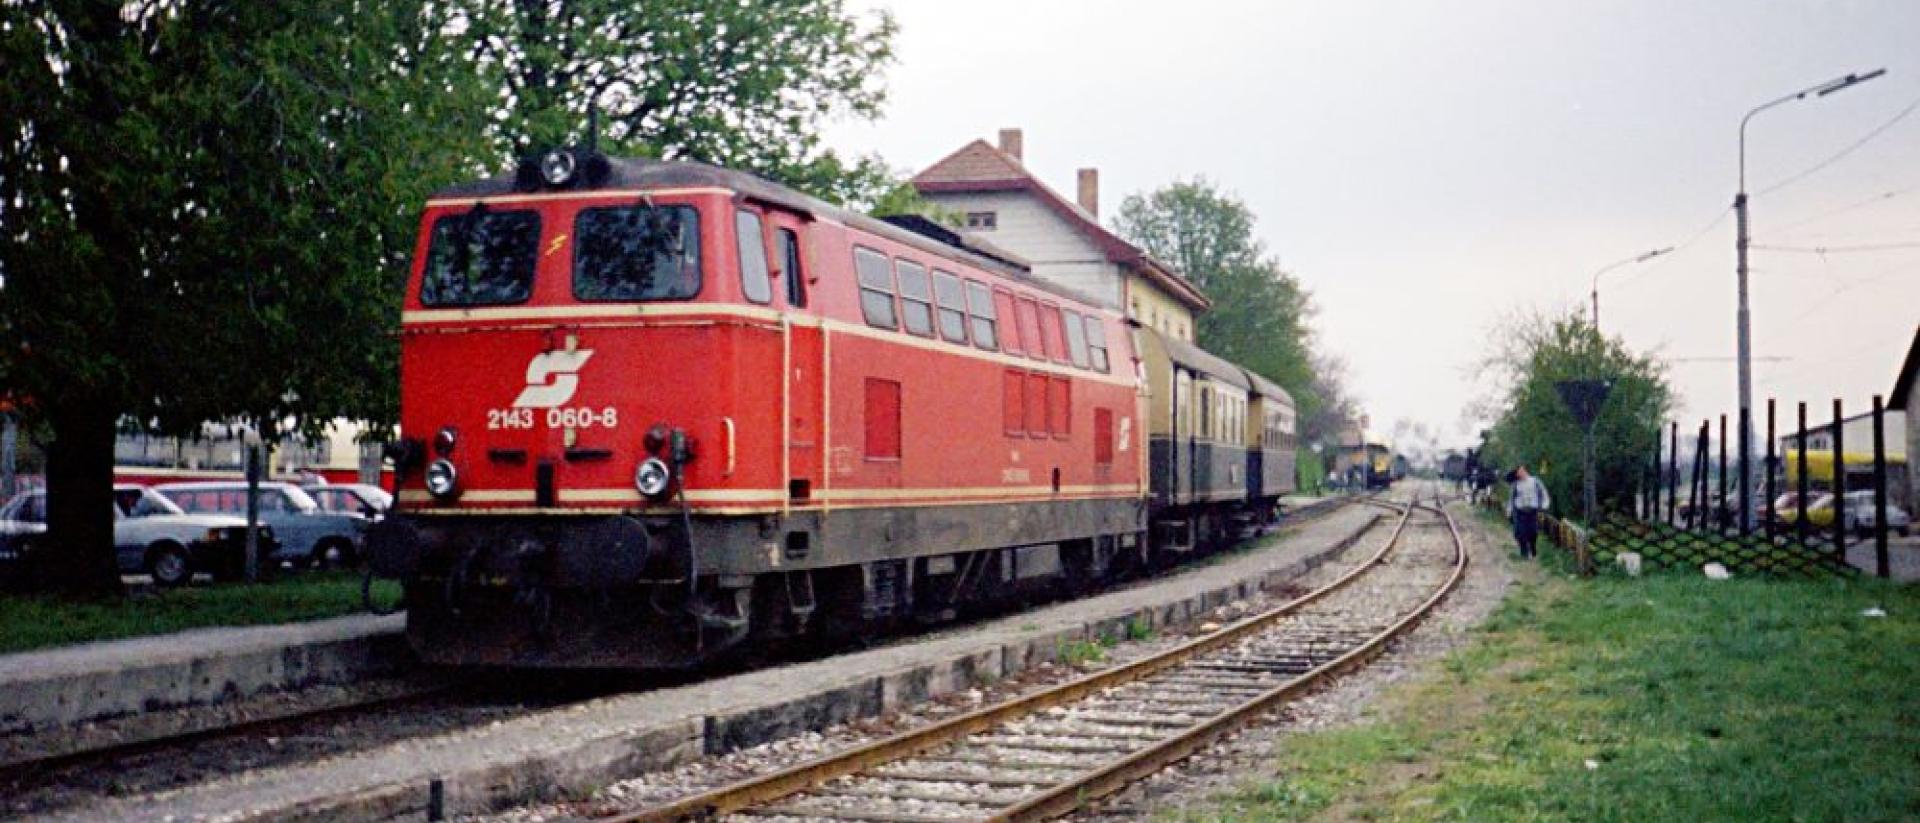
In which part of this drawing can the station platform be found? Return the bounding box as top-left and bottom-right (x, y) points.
(0, 611), (407, 736)
(32, 498), (1377, 822)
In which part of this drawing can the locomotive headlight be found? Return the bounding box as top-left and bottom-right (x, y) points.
(433, 426), (457, 456)
(540, 150), (577, 187)
(634, 457), (672, 498)
(425, 459), (461, 499)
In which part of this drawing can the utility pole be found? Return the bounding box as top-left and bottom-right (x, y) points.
(1734, 68), (1884, 532)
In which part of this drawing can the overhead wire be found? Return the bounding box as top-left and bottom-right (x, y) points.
(1753, 92), (1920, 198)
(1750, 241), (1920, 254)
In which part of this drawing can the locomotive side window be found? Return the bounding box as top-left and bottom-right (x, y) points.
(1015, 298), (1044, 361)
(1062, 309), (1090, 368)
(932, 270), (968, 344)
(965, 281), (998, 350)
(1037, 304), (1065, 362)
(896, 259), (935, 337)
(734, 210), (772, 305)
(1084, 316), (1110, 373)
(778, 228), (806, 307)
(854, 247), (897, 329)
(573, 205), (700, 301)
(421, 209), (540, 306)
(993, 289), (1022, 355)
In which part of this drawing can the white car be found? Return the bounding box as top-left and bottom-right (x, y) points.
(1841, 491), (1912, 537)
(0, 485), (274, 586)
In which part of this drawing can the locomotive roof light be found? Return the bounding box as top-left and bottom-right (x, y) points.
(540, 149), (577, 187)
(425, 459), (460, 500)
(635, 457), (672, 499)
(434, 426), (458, 456)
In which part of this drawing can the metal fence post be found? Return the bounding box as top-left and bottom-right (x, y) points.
(1872, 395), (1890, 578)
(1739, 406), (1752, 536)
(0, 413), (15, 503)
(1667, 421), (1678, 526)
(1717, 414), (1728, 535)
(1765, 399), (1777, 537)
(1650, 425), (1662, 521)
(1832, 398), (1846, 559)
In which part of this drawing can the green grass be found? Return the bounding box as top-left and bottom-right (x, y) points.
(0, 572), (401, 655)
(1186, 566), (1919, 821)
(1059, 636), (1115, 666)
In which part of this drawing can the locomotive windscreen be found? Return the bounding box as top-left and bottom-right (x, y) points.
(420, 209), (540, 306)
(575, 205), (702, 301)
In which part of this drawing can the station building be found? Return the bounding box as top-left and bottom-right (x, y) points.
(911, 128), (1211, 342)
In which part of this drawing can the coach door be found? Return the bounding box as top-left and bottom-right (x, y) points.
(766, 209), (822, 507)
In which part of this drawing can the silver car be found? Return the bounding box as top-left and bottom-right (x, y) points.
(155, 481), (366, 568)
(1842, 491), (1912, 536)
(0, 486), (269, 586)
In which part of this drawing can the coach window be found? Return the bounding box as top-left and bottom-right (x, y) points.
(1062, 309), (1090, 368)
(854, 247), (897, 328)
(421, 208), (540, 306)
(1199, 387), (1212, 441)
(931, 270), (968, 344)
(734, 210), (772, 305)
(777, 228), (806, 307)
(965, 280), (998, 350)
(573, 205), (701, 301)
(1084, 316), (1110, 373)
(994, 288), (1023, 355)
(1015, 297), (1044, 361)
(897, 260), (935, 337)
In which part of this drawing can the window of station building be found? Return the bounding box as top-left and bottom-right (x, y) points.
(1003, 369), (1024, 436)
(421, 208), (540, 306)
(1093, 408), (1115, 465)
(1062, 309), (1090, 368)
(864, 378), (901, 459)
(572, 205), (701, 302)
(994, 289), (1023, 355)
(778, 228), (806, 307)
(734, 210), (772, 305)
(1037, 304), (1067, 363)
(932, 270), (968, 344)
(854, 247), (897, 329)
(1015, 297), (1044, 361)
(1084, 316), (1110, 373)
(896, 259), (934, 337)
(966, 211), (997, 230)
(1049, 377), (1071, 438)
(966, 280), (998, 351)
(1026, 371), (1050, 437)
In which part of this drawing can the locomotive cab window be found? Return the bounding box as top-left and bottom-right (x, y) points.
(896, 259), (935, 337)
(778, 228), (805, 307)
(572, 205), (701, 301)
(854, 247), (897, 329)
(421, 208), (540, 306)
(734, 210), (772, 305)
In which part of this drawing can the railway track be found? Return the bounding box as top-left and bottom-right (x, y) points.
(595, 487), (1465, 823)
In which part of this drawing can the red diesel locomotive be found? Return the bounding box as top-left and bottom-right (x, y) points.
(369, 150), (1162, 668)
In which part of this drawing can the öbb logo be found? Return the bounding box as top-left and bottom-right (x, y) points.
(513, 350), (595, 409)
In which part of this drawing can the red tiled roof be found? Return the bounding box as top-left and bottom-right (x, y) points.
(912, 140), (1211, 312)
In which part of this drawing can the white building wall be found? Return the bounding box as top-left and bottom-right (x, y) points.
(925, 191), (1125, 308)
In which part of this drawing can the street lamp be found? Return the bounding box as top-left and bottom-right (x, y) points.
(1589, 246), (1673, 331)
(1733, 68), (1885, 533)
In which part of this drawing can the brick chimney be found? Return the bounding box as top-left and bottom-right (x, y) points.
(1077, 168), (1099, 217)
(998, 128), (1023, 162)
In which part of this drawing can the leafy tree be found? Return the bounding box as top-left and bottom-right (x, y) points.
(1114, 179), (1331, 436)
(1476, 311), (1673, 522)
(0, 2), (494, 595)
(452, 0), (897, 206)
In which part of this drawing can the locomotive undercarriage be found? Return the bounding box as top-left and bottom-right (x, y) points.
(370, 497), (1152, 669)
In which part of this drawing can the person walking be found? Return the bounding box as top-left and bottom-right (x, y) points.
(1506, 464), (1551, 559)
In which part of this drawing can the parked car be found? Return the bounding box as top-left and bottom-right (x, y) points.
(304, 483), (392, 522)
(155, 481), (366, 568)
(0, 485), (274, 586)
(1838, 491), (1912, 536)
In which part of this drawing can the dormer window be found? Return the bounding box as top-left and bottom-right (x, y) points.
(966, 211), (998, 231)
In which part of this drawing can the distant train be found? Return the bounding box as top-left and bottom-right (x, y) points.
(368, 149), (1298, 669)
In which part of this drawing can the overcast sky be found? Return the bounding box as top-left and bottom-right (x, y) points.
(825, 0), (1920, 448)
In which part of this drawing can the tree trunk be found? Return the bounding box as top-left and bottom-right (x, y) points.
(34, 402), (123, 598)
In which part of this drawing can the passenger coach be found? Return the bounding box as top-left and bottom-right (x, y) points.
(369, 150), (1146, 668)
